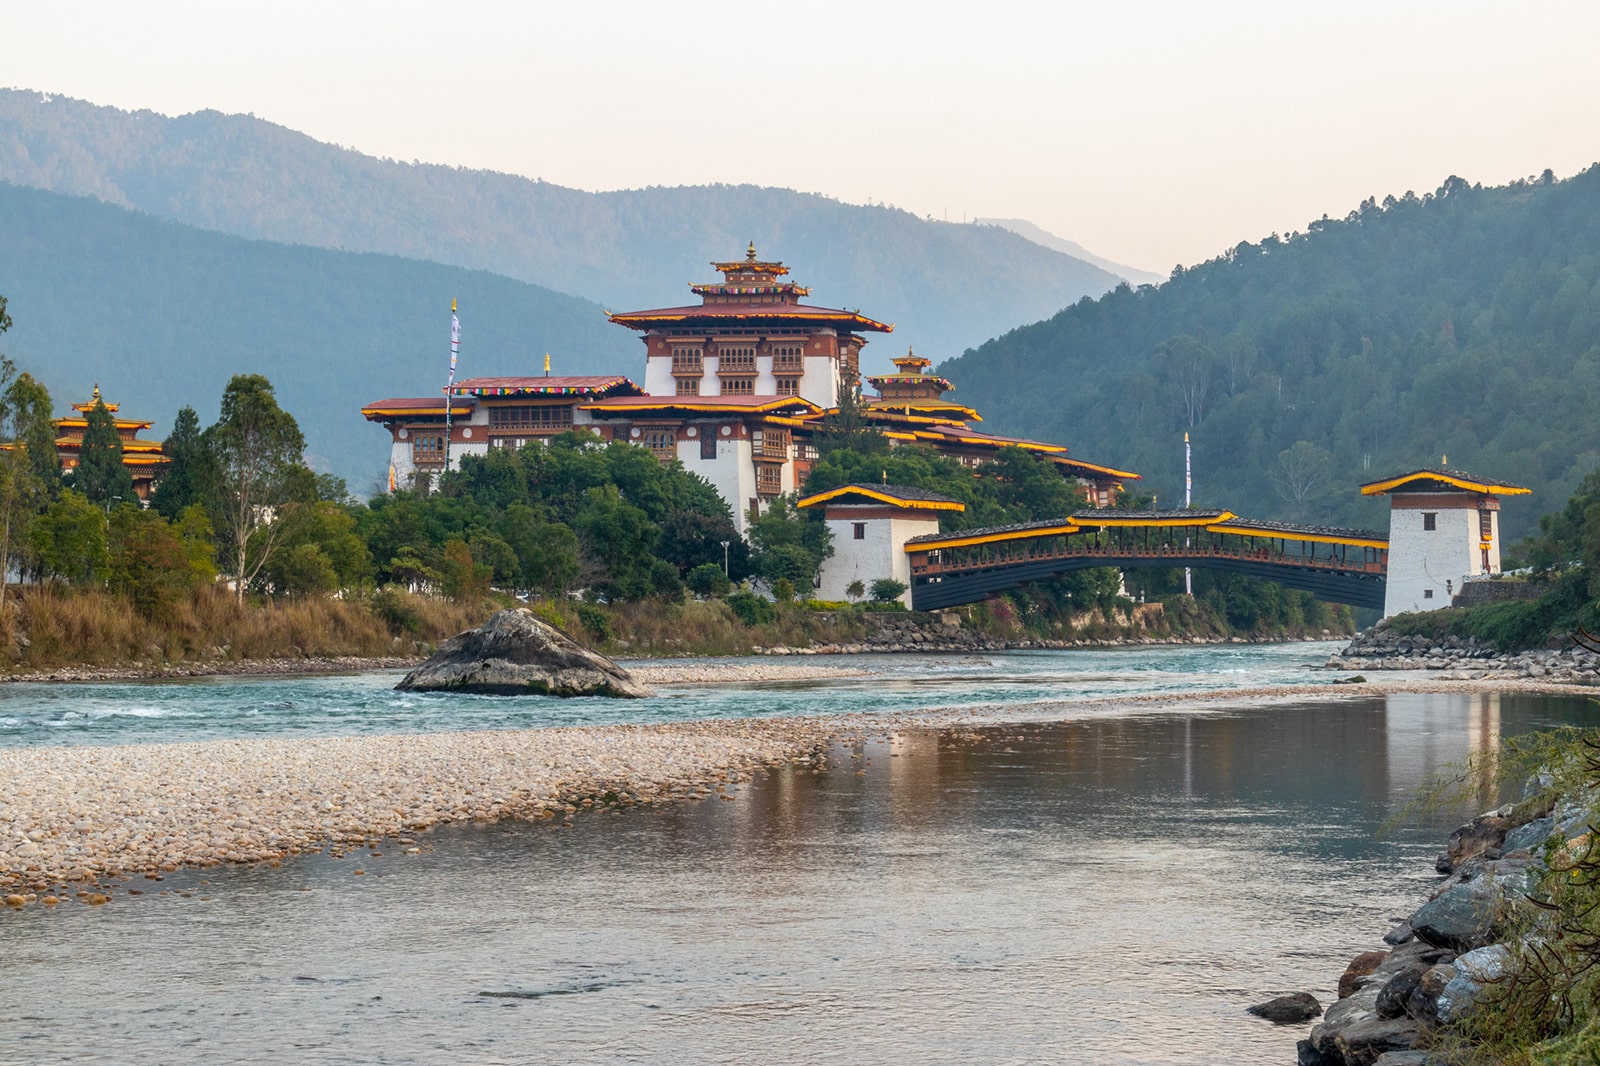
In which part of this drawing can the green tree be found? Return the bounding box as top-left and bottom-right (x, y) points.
(869, 577), (909, 603)
(151, 405), (219, 520)
(845, 579), (865, 602)
(748, 495), (832, 580)
(106, 504), (192, 620)
(207, 375), (310, 602)
(29, 489), (108, 584)
(573, 484), (659, 600)
(71, 398), (135, 505)
(686, 562), (731, 598)
(0, 364), (54, 603)
(255, 500), (372, 595)
(497, 503), (580, 596)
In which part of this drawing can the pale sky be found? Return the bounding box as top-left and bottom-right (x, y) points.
(6, 0), (1598, 271)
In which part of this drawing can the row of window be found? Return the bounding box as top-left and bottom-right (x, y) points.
(673, 376), (799, 397)
(489, 405), (573, 430)
(671, 345), (805, 371)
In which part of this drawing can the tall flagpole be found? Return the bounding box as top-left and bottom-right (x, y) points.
(443, 298), (459, 481)
(1184, 431), (1192, 596)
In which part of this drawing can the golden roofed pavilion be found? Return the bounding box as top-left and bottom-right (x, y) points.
(53, 384), (169, 501)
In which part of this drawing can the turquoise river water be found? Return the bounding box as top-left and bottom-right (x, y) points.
(2, 642), (1598, 1065)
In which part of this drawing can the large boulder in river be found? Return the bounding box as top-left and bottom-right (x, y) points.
(396, 609), (653, 698)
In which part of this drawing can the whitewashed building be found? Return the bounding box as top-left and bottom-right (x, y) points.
(797, 484), (966, 606)
(1360, 468), (1531, 617)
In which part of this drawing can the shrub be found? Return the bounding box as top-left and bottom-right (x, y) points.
(575, 601), (612, 643)
(869, 577), (908, 603)
(686, 563), (731, 598)
(772, 577), (795, 602)
(372, 585), (423, 634)
(727, 590), (776, 627)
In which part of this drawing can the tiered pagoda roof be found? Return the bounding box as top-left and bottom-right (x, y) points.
(608, 244), (893, 334)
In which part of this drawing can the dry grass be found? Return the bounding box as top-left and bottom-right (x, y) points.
(2, 585), (489, 671)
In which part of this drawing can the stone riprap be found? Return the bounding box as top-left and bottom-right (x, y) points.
(1299, 789), (1572, 1065)
(1329, 624), (1600, 683)
(0, 718), (833, 901)
(397, 609), (652, 698)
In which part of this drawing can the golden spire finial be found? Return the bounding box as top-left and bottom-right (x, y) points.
(544, 352), (551, 376)
(92, 383), (101, 402)
(747, 241), (757, 261)
(451, 298), (457, 313)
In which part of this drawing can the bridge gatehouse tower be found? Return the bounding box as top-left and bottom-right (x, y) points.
(797, 484), (965, 607)
(1360, 468), (1530, 618)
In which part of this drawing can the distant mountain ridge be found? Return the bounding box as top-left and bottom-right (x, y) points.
(0, 89), (1125, 373)
(0, 181), (636, 491)
(974, 218), (1166, 286)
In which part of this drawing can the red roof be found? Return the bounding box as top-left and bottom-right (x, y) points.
(583, 394), (823, 414)
(449, 375), (644, 396)
(361, 397), (476, 421)
(608, 304), (893, 333)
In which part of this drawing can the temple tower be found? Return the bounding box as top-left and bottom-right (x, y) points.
(1361, 468), (1530, 617)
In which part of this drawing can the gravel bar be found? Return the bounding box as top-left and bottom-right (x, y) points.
(1, 675), (1587, 908)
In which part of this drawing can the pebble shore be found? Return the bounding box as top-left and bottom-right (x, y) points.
(0, 716), (842, 903)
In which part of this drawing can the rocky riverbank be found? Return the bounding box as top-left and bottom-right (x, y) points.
(1329, 625), (1600, 684)
(763, 611), (1339, 655)
(1299, 785), (1583, 1064)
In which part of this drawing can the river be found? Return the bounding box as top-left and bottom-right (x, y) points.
(2, 643), (1596, 1065)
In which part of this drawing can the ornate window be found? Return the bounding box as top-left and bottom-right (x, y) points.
(1423, 512), (1437, 531)
(756, 464), (782, 496)
(671, 346), (704, 374)
(676, 377), (700, 396)
(412, 434), (445, 463)
(717, 346), (757, 374)
(772, 344), (804, 374)
(700, 433), (716, 460)
(720, 378), (754, 396)
(640, 428), (677, 462)
(488, 405), (573, 431)
(776, 377), (800, 396)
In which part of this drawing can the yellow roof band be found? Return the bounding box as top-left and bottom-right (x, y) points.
(907, 524), (1082, 551)
(1360, 472), (1531, 496)
(1051, 457), (1142, 480)
(361, 406), (473, 418)
(1205, 523), (1389, 549)
(796, 487), (967, 512)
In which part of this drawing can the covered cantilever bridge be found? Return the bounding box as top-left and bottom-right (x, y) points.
(905, 508), (1389, 611)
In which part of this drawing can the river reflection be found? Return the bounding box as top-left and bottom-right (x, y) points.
(3, 691), (1597, 1065)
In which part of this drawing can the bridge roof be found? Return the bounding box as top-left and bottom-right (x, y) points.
(1207, 517), (1388, 549)
(1073, 508), (1233, 527)
(1360, 467), (1530, 497)
(905, 518), (1084, 551)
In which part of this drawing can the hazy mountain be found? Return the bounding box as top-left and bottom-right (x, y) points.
(0, 182), (636, 492)
(0, 89), (1124, 374)
(943, 170), (1600, 541)
(974, 218), (1166, 286)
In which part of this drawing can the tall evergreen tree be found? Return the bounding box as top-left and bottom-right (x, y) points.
(208, 374), (309, 601)
(151, 405), (218, 519)
(72, 397), (134, 505)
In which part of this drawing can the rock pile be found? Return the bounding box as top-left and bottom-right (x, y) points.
(1299, 789), (1571, 1065)
(1329, 625), (1600, 683)
(398, 609), (652, 697)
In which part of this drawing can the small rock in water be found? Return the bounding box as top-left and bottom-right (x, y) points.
(1247, 991), (1323, 1023)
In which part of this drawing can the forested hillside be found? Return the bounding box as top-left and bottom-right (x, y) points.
(0, 182), (635, 490)
(0, 90), (1123, 370)
(943, 169), (1600, 540)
